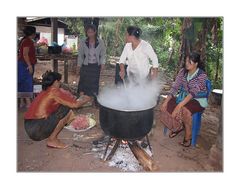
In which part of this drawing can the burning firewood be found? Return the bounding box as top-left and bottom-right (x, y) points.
(128, 142), (158, 171)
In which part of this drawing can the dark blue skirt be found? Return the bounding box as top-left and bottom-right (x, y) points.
(18, 60), (34, 96)
(24, 105), (70, 141)
(77, 64), (101, 96)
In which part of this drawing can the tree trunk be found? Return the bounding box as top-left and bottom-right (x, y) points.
(114, 18), (124, 56)
(199, 19), (207, 69)
(215, 50), (220, 82)
(176, 18), (193, 78)
(212, 18), (220, 83)
(208, 18), (222, 170)
(176, 21), (185, 78)
(167, 42), (175, 65)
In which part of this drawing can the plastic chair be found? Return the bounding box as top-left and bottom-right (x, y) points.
(163, 79), (212, 147)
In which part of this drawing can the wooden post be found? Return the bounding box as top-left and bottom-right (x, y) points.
(51, 17), (58, 72)
(64, 60), (68, 84)
(53, 60), (58, 72)
(17, 17), (26, 38)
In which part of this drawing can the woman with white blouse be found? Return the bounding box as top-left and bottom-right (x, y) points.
(119, 26), (159, 83)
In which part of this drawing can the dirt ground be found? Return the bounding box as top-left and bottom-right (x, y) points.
(17, 61), (222, 172)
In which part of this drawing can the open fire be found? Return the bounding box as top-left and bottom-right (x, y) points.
(92, 136), (158, 172)
(121, 140), (128, 145)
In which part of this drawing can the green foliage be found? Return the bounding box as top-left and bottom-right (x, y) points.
(61, 17), (85, 38)
(98, 17), (183, 76)
(205, 18), (223, 89)
(63, 17), (223, 89)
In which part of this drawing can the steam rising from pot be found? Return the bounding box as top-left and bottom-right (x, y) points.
(97, 78), (163, 111)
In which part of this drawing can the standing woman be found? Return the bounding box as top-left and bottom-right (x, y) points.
(77, 24), (106, 99)
(18, 26), (37, 108)
(119, 26), (159, 83)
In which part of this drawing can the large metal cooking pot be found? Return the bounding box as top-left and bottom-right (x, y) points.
(98, 103), (155, 140)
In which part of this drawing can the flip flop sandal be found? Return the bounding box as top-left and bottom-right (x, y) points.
(180, 138), (192, 147)
(169, 127), (184, 138)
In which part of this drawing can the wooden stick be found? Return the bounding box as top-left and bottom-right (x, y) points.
(105, 139), (121, 161)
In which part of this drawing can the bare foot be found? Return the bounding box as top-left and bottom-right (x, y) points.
(47, 139), (68, 149)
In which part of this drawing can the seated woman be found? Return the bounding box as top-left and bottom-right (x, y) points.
(160, 52), (208, 147)
(24, 71), (92, 149)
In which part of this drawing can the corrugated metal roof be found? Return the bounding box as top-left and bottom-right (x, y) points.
(26, 17), (68, 28)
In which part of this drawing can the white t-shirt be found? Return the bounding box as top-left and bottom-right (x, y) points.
(119, 40), (159, 80)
